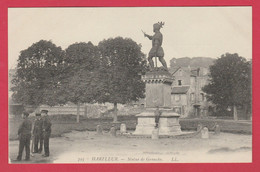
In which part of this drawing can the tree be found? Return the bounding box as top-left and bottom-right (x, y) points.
(11, 40), (64, 107)
(202, 53), (251, 120)
(60, 42), (100, 122)
(97, 37), (147, 122)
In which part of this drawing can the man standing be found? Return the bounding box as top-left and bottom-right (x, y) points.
(32, 113), (43, 153)
(16, 112), (32, 161)
(154, 106), (162, 128)
(41, 110), (52, 157)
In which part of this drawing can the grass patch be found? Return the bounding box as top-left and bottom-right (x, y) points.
(9, 115), (137, 140)
(179, 118), (252, 134)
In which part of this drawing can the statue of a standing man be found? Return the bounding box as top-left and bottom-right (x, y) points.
(143, 22), (168, 70)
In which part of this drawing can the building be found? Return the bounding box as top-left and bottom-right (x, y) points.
(171, 85), (190, 116)
(171, 66), (211, 118)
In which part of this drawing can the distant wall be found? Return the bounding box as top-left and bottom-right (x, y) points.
(36, 104), (109, 118)
(37, 105), (86, 116)
(33, 103), (144, 118)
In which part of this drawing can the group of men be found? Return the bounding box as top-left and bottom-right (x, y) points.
(16, 110), (52, 161)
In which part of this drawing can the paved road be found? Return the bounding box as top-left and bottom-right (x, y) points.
(9, 130), (252, 164)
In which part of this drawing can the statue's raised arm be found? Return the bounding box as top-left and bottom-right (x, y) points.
(142, 30), (153, 40)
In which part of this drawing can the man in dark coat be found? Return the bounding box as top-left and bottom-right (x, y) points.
(154, 106), (162, 128)
(41, 110), (52, 157)
(32, 113), (43, 153)
(16, 112), (32, 161)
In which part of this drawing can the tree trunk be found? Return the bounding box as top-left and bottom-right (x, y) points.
(243, 104), (249, 120)
(113, 102), (118, 122)
(77, 102), (80, 123)
(233, 105), (238, 121)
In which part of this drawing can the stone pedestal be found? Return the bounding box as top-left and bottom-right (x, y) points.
(120, 123), (127, 133)
(201, 127), (209, 139)
(133, 109), (181, 136)
(143, 69), (173, 108)
(133, 69), (182, 136)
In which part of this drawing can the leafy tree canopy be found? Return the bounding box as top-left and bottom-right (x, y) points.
(202, 53), (251, 113)
(59, 42), (100, 105)
(11, 37), (147, 123)
(97, 37), (147, 105)
(11, 40), (64, 106)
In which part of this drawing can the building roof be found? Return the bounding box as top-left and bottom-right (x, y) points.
(171, 86), (190, 94)
(171, 66), (209, 77)
(170, 67), (181, 75)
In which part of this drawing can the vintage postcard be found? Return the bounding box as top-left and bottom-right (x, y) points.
(7, 7), (252, 165)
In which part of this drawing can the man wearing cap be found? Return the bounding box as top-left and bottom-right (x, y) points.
(32, 113), (43, 153)
(16, 112), (32, 161)
(41, 110), (52, 157)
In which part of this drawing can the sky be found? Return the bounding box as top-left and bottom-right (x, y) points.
(8, 7), (252, 69)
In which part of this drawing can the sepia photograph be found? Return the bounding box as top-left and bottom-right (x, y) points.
(8, 7), (252, 164)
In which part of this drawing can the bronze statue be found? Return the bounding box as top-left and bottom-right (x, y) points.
(143, 22), (167, 70)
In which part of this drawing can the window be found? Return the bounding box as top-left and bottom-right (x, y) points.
(178, 80), (182, 86)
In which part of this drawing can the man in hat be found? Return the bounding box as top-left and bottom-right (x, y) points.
(41, 110), (52, 157)
(16, 112), (32, 161)
(143, 22), (167, 69)
(32, 113), (43, 153)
